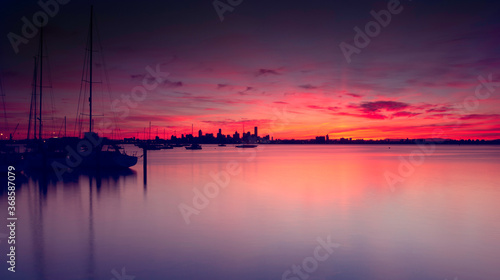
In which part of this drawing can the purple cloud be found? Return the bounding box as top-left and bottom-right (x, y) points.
(299, 84), (319, 90)
(357, 101), (409, 113)
(256, 69), (281, 76)
(392, 111), (420, 118)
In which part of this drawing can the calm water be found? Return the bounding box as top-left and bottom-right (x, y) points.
(1, 145), (500, 280)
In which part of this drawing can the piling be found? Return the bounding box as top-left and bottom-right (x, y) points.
(143, 146), (147, 185)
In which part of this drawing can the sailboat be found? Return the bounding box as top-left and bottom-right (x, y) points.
(76, 6), (137, 169)
(24, 7), (137, 171)
(185, 143), (202, 150)
(23, 28), (70, 170)
(185, 124), (202, 150)
(235, 144), (258, 148)
(0, 77), (24, 172)
(160, 144), (174, 149)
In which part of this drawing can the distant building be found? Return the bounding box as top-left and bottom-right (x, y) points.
(254, 126), (258, 137)
(315, 136), (326, 143)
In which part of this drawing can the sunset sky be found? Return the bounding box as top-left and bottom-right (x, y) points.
(1, 0), (500, 140)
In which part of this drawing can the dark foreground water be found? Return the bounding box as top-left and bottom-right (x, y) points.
(1, 145), (500, 280)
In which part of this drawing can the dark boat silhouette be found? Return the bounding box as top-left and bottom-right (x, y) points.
(235, 144), (258, 148)
(185, 124), (202, 150)
(25, 6), (137, 171)
(185, 143), (202, 150)
(79, 7), (137, 169)
(22, 28), (71, 171)
(161, 144), (174, 149)
(135, 141), (162, 150)
(0, 144), (24, 173)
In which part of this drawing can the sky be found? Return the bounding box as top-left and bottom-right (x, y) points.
(1, 0), (500, 140)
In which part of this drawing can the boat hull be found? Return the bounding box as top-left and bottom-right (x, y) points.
(235, 144), (258, 148)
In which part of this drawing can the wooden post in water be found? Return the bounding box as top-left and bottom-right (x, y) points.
(143, 146), (147, 185)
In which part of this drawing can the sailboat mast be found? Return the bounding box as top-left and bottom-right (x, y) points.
(39, 28), (43, 140)
(89, 6), (93, 133)
(32, 57), (38, 140)
(0, 77), (8, 139)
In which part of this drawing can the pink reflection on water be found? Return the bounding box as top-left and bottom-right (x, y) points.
(3, 145), (500, 279)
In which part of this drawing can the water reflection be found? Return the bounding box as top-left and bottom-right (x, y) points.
(1, 145), (500, 279)
(0, 168), (136, 280)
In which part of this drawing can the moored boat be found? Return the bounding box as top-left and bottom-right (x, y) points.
(235, 144), (258, 148)
(185, 143), (202, 150)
